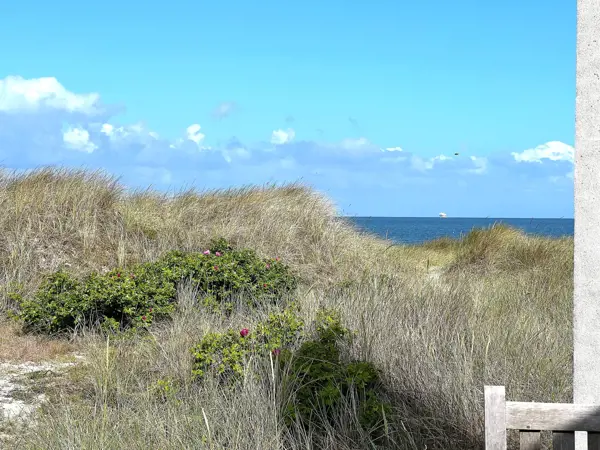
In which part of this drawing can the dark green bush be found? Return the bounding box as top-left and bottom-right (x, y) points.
(13, 263), (178, 334)
(283, 309), (391, 442)
(190, 307), (392, 443)
(11, 238), (297, 334)
(157, 245), (297, 313)
(10, 270), (93, 333)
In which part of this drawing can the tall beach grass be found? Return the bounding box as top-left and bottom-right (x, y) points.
(0, 167), (573, 449)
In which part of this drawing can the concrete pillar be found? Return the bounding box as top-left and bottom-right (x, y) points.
(574, 0), (600, 448)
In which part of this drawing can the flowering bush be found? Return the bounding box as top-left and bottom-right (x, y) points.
(11, 238), (297, 334)
(190, 307), (391, 443)
(190, 307), (305, 382)
(156, 242), (297, 313)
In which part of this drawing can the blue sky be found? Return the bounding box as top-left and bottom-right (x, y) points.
(0, 0), (574, 217)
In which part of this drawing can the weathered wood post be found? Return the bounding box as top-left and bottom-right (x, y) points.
(574, 0), (600, 448)
(484, 386), (507, 450)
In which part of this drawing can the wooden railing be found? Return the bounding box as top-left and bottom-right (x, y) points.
(484, 386), (600, 450)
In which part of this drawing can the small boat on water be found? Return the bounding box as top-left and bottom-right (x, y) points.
(439, 212), (447, 218)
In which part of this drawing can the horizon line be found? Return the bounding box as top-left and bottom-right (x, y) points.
(338, 215), (574, 220)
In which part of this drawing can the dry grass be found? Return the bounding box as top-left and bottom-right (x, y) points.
(0, 167), (387, 310)
(0, 167), (573, 449)
(0, 320), (76, 363)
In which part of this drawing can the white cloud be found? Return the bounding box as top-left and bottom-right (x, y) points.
(411, 154), (451, 172)
(99, 122), (148, 142)
(100, 123), (114, 136)
(167, 124), (210, 151)
(511, 141), (574, 164)
(186, 124), (205, 146)
(380, 145), (406, 163)
(0, 74), (574, 216)
(407, 153), (487, 175)
(376, 145), (405, 162)
(271, 128), (295, 145)
(63, 126), (97, 153)
(0, 75), (102, 115)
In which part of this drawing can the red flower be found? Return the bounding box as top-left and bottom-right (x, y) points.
(240, 328), (249, 337)
(214, 265), (219, 271)
(116, 273), (121, 278)
(142, 316), (147, 321)
(272, 348), (281, 356)
(149, 308), (153, 313)
(275, 257), (280, 261)
(263, 283), (267, 288)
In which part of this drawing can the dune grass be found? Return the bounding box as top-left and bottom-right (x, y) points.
(0, 167), (573, 449)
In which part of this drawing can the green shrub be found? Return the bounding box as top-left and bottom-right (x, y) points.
(190, 307), (392, 443)
(157, 244), (297, 313)
(191, 307), (305, 382)
(150, 377), (181, 404)
(12, 238), (298, 334)
(13, 263), (177, 334)
(10, 270), (91, 333)
(283, 309), (391, 442)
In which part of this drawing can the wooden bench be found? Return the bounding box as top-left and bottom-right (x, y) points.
(484, 386), (600, 450)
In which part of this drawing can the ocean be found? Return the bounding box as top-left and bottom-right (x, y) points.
(342, 217), (574, 245)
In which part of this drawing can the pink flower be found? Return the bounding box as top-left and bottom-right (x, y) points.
(215, 252), (222, 257)
(275, 257), (280, 262)
(214, 265), (219, 271)
(240, 328), (249, 338)
(142, 316), (147, 321)
(203, 250), (210, 255)
(272, 348), (281, 356)
(266, 264), (271, 269)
